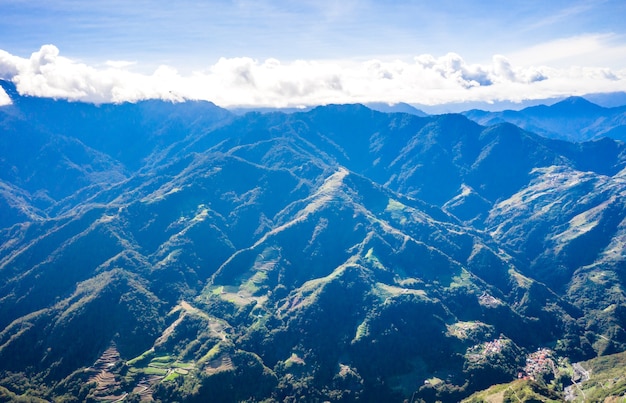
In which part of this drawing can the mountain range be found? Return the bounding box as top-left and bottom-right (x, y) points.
(463, 96), (626, 142)
(1, 79), (625, 402)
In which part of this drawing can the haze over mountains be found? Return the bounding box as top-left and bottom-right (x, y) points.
(1, 78), (626, 402)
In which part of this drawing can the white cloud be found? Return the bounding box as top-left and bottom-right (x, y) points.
(0, 49), (22, 78)
(105, 60), (137, 69)
(0, 86), (11, 106)
(1, 44), (626, 108)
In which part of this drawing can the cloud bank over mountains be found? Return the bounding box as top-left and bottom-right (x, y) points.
(1, 44), (625, 108)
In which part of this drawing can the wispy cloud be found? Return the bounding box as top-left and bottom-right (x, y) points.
(1, 44), (625, 108)
(522, 1), (601, 31)
(508, 34), (626, 68)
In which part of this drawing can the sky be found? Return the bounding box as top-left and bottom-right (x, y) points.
(1, 0), (626, 108)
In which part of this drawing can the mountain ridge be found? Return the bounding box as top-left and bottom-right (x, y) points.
(1, 81), (625, 401)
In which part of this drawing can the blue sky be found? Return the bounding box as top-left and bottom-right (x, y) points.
(1, 0), (626, 107)
(2, 0), (625, 67)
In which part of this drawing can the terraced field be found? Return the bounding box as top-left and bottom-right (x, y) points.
(86, 345), (126, 402)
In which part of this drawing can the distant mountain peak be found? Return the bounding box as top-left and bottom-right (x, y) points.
(365, 102), (428, 117)
(549, 96), (603, 113)
(462, 94), (626, 142)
